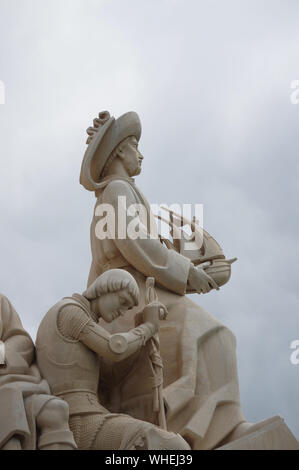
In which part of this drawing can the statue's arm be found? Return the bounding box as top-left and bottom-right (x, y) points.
(79, 321), (156, 362)
(58, 305), (157, 362)
(101, 181), (191, 295)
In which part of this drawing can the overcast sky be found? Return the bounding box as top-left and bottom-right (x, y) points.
(0, 0), (298, 440)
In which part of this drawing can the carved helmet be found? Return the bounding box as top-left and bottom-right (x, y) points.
(80, 111), (142, 191)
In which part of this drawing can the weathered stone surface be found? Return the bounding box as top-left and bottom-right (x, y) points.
(217, 416), (299, 450)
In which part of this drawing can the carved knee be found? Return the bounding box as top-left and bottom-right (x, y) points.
(37, 398), (69, 434)
(36, 399), (76, 450)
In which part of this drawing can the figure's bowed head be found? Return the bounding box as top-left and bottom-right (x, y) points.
(83, 269), (139, 323)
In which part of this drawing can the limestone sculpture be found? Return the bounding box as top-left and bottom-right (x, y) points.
(0, 294), (77, 450)
(35, 269), (190, 450)
(0, 108), (297, 451)
(79, 110), (299, 450)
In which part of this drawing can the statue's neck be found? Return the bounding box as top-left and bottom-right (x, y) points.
(105, 158), (129, 179)
(94, 174), (136, 198)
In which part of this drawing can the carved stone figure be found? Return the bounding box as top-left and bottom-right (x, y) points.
(0, 294), (76, 450)
(79, 111), (299, 450)
(35, 269), (190, 450)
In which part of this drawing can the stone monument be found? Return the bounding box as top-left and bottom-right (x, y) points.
(0, 109), (298, 451)
(78, 110), (299, 450)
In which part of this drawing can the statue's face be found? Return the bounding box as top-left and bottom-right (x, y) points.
(120, 136), (143, 176)
(93, 288), (136, 323)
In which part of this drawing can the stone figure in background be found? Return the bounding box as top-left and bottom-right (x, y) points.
(36, 269), (190, 450)
(0, 294), (76, 450)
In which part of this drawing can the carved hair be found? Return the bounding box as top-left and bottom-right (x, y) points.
(101, 146), (120, 178)
(83, 269), (139, 306)
(101, 136), (132, 178)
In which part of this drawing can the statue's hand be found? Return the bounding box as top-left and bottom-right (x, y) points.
(135, 302), (168, 329)
(188, 263), (219, 294)
(142, 302), (167, 330)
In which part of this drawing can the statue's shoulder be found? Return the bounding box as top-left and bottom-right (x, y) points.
(105, 178), (133, 191)
(0, 294), (17, 320)
(102, 178), (135, 200)
(0, 294), (32, 345)
(37, 297), (87, 346)
(41, 296), (85, 322)
(0, 293), (9, 307)
(0, 294), (11, 325)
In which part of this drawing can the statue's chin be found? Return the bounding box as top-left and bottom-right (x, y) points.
(129, 168), (141, 177)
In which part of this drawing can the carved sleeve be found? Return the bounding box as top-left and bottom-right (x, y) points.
(57, 305), (91, 340)
(78, 320), (157, 362)
(57, 303), (156, 360)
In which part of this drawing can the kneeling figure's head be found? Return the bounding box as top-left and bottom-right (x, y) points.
(83, 269), (139, 322)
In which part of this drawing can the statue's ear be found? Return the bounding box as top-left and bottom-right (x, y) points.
(116, 144), (125, 159)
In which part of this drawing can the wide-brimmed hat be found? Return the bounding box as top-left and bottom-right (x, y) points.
(80, 111), (142, 191)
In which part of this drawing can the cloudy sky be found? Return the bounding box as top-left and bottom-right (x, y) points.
(0, 0), (298, 440)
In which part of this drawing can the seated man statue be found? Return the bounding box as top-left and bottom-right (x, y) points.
(35, 269), (190, 450)
(0, 294), (77, 450)
(80, 110), (247, 449)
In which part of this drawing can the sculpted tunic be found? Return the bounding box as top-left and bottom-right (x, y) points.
(88, 176), (246, 450)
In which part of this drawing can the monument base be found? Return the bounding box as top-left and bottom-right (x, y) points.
(216, 415), (299, 450)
